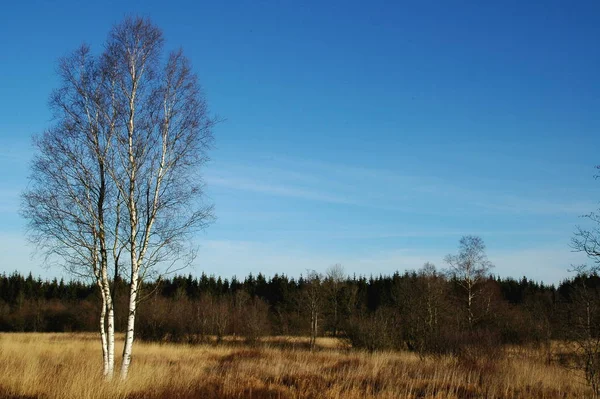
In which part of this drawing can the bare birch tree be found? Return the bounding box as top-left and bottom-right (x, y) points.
(23, 16), (215, 380)
(22, 45), (120, 378)
(445, 235), (493, 328)
(102, 17), (215, 379)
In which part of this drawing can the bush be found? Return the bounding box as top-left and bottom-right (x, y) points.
(344, 307), (401, 351)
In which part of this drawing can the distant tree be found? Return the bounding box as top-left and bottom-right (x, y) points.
(345, 306), (399, 352)
(205, 294), (231, 344)
(302, 270), (323, 351)
(445, 236), (493, 328)
(325, 264), (345, 336)
(416, 262), (448, 352)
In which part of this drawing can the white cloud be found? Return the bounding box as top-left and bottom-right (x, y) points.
(205, 155), (594, 216)
(472, 197), (596, 216)
(258, 228), (561, 240)
(205, 175), (361, 205)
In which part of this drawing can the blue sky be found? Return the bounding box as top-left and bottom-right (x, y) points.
(1, 0), (599, 283)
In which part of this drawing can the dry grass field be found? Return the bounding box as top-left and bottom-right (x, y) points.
(0, 333), (593, 399)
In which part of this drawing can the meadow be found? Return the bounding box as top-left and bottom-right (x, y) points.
(0, 333), (592, 399)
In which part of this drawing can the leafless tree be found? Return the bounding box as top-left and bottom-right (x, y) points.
(209, 295), (230, 344)
(23, 17), (215, 380)
(418, 262), (447, 344)
(325, 263), (345, 337)
(445, 235), (493, 328)
(22, 45), (121, 378)
(570, 175), (600, 394)
(302, 270), (323, 351)
(100, 17), (215, 379)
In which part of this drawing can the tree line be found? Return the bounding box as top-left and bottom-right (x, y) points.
(0, 265), (593, 352)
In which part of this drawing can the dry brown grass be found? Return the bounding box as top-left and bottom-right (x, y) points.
(0, 333), (592, 398)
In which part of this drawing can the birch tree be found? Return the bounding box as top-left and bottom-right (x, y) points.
(445, 235), (493, 328)
(22, 45), (120, 378)
(23, 17), (215, 380)
(102, 18), (215, 379)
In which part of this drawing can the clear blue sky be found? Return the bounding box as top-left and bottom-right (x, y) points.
(1, 0), (599, 283)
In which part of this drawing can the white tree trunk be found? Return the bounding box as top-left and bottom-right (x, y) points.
(120, 268), (139, 380)
(97, 281), (109, 377)
(120, 75), (139, 380)
(100, 275), (115, 378)
(106, 301), (115, 377)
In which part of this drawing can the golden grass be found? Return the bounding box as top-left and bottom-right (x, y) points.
(0, 333), (592, 398)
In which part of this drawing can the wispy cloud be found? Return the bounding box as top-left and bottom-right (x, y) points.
(217, 227), (562, 241)
(205, 155), (593, 216)
(472, 197), (596, 215)
(205, 175), (360, 205)
(282, 228), (562, 240)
